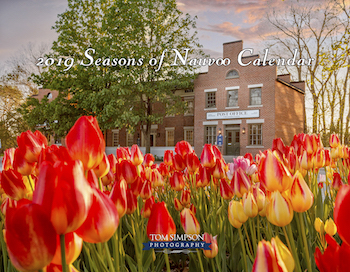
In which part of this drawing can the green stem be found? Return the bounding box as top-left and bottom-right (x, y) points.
(210, 258), (216, 272)
(243, 224), (253, 256)
(60, 234), (68, 272)
(104, 242), (116, 272)
(298, 212), (312, 272)
(286, 224), (302, 272)
(238, 228), (248, 272)
(257, 215), (260, 241)
(98, 177), (103, 191)
(196, 249), (205, 272)
(131, 217), (143, 272)
(164, 252), (171, 272)
(113, 231), (120, 272)
(249, 218), (257, 255)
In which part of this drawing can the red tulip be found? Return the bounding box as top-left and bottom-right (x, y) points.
(126, 188), (137, 214)
(17, 130), (47, 163)
(33, 160), (93, 234)
(158, 162), (169, 176)
(131, 144), (144, 166)
(140, 180), (152, 199)
(231, 167), (251, 198)
(332, 173), (344, 191)
(189, 203), (196, 215)
(200, 144), (216, 168)
(120, 160), (138, 184)
(170, 171), (185, 191)
(174, 198), (183, 211)
(75, 187), (119, 243)
(101, 169), (115, 186)
(173, 154), (186, 171)
(13, 147), (35, 176)
(116, 147), (130, 162)
(213, 159), (226, 179)
(109, 179), (127, 218)
(150, 168), (164, 187)
(196, 165), (211, 188)
(186, 152), (200, 174)
(130, 176), (144, 196)
(5, 203), (57, 271)
(65, 116), (105, 170)
(164, 150), (174, 166)
(330, 133), (340, 148)
(212, 145), (223, 161)
(51, 232), (83, 265)
(141, 196), (155, 218)
(334, 185), (350, 245)
(175, 141), (193, 159)
(1, 169), (30, 200)
(244, 153), (254, 164)
(45, 263), (79, 272)
(2, 147), (15, 171)
(290, 171), (314, 212)
(144, 153), (155, 167)
(147, 202), (176, 241)
(108, 154), (118, 173)
(180, 208), (200, 235)
(220, 179), (234, 200)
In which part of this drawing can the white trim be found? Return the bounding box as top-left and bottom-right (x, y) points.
(203, 121), (218, 125)
(223, 120), (242, 125)
(204, 108), (217, 110)
(204, 88), (217, 92)
(225, 86), (240, 90)
(165, 127), (175, 131)
(225, 106), (240, 109)
(143, 125), (159, 130)
(183, 126), (194, 130)
(111, 129), (119, 133)
(246, 119), (264, 124)
(246, 145), (264, 148)
(248, 105), (263, 108)
(248, 84), (263, 88)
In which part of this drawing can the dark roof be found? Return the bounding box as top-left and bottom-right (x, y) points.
(223, 40), (243, 45)
(276, 78), (305, 94)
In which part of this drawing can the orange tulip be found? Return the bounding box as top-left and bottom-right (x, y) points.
(175, 140), (193, 159)
(107, 154), (118, 173)
(330, 133), (340, 148)
(141, 196), (155, 218)
(147, 202), (176, 241)
(203, 233), (218, 259)
(290, 171), (314, 212)
(200, 144), (216, 168)
(144, 153), (155, 167)
(93, 152), (110, 178)
(186, 152), (200, 174)
(150, 168), (164, 187)
(220, 179), (234, 200)
(109, 179), (127, 218)
(5, 203), (57, 271)
(1, 169), (30, 200)
(174, 198), (184, 211)
(174, 154), (186, 171)
(259, 150), (292, 193)
(126, 188), (137, 214)
(65, 116), (105, 170)
(252, 240), (279, 272)
(196, 165), (210, 188)
(33, 160), (93, 234)
(130, 144), (144, 166)
(180, 208), (200, 235)
(164, 150), (174, 166)
(180, 189), (191, 207)
(213, 159), (226, 179)
(170, 171), (185, 191)
(2, 147), (15, 171)
(17, 130), (47, 163)
(231, 167), (251, 198)
(120, 160), (138, 184)
(140, 180), (152, 200)
(13, 148), (35, 176)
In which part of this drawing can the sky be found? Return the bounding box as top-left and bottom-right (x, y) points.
(0, 0), (332, 71)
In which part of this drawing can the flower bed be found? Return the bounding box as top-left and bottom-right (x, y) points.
(0, 116), (349, 272)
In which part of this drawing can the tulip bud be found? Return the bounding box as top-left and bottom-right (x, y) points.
(314, 149), (325, 169)
(271, 237), (295, 272)
(174, 198), (183, 211)
(220, 179), (234, 200)
(197, 165), (210, 188)
(150, 169), (164, 187)
(267, 191), (293, 227)
(259, 150), (293, 192)
(189, 203), (196, 215)
(242, 192), (258, 218)
(93, 153), (110, 178)
(144, 153), (155, 167)
(109, 179), (127, 218)
(324, 218), (337, 236)
(107, 154), (118, 174)
(252, 240), (279, 272)
(332, 173), (343, 190)
(203, 233), (218, 259)
(116, 147), (130, 162)
(175, 141), (193, 159)
(2, 148), (15, 171)
(213, 159), (226, 179)
(170, 171), (185, 191)
(324, 149), (331, 166)
(200, 144), (216, 168)
(173, 154), (186, 171)
(142, 196), (155, 218)
(186, 152), (200, 174)
(180, 208), (200, 235)
(126, 188), (137, 214)
(1, 169), (30, 200)
(164, 150), (174, 166)
(130, 145), (144, 166)
(140, 180), (152, 200)
(231, 167), (251, 198)
(147, 202), (176, 241)
(121, 160), (138, 184)
(13, 148), (35, 176)
(17, 130), (46, 163)
(228, 200), (248, 224)
(290, 171), (313, 212)
(251, 184), (266, 212)
(330, 133), (340, 148)
(180, 189), (191, 207)
(314, 218), (324, 233)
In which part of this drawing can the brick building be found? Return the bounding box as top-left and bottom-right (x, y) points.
(193, 40), (305, 156)
(33, 40), (305, 157)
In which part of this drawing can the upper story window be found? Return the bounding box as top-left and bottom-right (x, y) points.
(47, 93), (53, 99)
(205, 92), (216, 108)
(250, 87), (262, 105)
(227, 90), (238, 107)
(226, 69), (239, 79)
(184, 98), (194, 116)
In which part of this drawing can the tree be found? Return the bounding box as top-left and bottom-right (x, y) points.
(265, 0), (350, 140)
(29, 0), (203, 153)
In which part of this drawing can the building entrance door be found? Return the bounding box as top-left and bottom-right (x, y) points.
(226, 128), (240, 156)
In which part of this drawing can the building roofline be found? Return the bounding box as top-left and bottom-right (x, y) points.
(242, 54), (259, 59)
(276, 78), (305, 94)
(223, 40), (243, 45)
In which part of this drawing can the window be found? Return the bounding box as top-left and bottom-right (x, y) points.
(127, 131), (134, 147)
(184, 127), (194, 146)
(226, 69), (239, 79)
(206, 92), (216, 108)
(112, 130), (119, 147)
(250, 87), (261, 105)
(227, 90), (238, 107)
(205, 126), (216, 145)
(249, 124), (262, 145)
(184, 98), (194, 116)
(166, 128), (175, 146)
